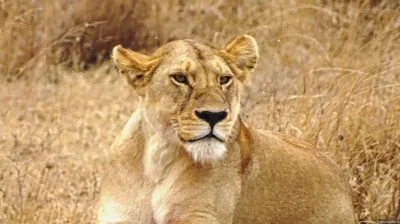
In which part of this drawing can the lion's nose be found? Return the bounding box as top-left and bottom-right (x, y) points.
(195, 110), (228, 127)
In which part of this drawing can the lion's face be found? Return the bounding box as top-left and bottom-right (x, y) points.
(112, 35), (258, 164)
(145, 41), (242, 163)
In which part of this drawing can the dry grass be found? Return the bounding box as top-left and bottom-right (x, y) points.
(1, 0), (400, 223)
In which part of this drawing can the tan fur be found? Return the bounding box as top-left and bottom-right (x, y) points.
(98, 35), (356, 224)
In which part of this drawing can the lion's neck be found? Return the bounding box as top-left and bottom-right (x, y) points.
(136, 107), (189, 183)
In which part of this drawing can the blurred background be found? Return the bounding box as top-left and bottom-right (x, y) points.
(0, 0), (399, 223)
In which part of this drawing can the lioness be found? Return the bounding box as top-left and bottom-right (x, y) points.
(98, 35), (356, 224)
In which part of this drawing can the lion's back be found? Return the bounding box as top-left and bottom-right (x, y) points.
(233, 128), (356, 224)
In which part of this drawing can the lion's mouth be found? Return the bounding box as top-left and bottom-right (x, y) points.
(188, 132), (224, 143)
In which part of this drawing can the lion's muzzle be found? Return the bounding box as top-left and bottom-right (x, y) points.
(194, 110), (228, 127)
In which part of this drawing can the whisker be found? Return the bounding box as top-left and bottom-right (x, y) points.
(179, 129), (209, 133)
(171, 124), (180, 129)
(216, 124), (232, 127)
(179, 121), (205, 126)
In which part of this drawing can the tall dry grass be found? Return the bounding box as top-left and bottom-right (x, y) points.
(1, 0), (399, 223)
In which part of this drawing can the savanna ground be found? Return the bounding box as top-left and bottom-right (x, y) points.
(0, 0), (399, 223)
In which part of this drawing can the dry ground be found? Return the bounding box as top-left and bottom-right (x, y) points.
(1, 0), (400, 223)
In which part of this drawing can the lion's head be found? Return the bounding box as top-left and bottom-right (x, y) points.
(112, 35), (258, 164)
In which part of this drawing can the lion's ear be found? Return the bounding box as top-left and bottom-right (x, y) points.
(112, 45), (159, 94)
(220, 35), (259, 82)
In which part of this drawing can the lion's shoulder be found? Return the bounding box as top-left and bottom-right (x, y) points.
(254, 129), (314, 150)
(252, 129), (344, 174)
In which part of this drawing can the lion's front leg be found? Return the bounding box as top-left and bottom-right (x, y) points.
(150, 175), (237, 224)
(169, 216), (220, 224)
(153, 202), (223, 224)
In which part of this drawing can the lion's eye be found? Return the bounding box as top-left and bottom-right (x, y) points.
(220, 76), (232, 85)
(171, 74), (189, 85)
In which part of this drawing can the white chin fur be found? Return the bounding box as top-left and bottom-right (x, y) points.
(185, 139), (226, 165)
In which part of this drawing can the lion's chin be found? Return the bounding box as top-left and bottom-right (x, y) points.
(185, 138), (226, 165)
